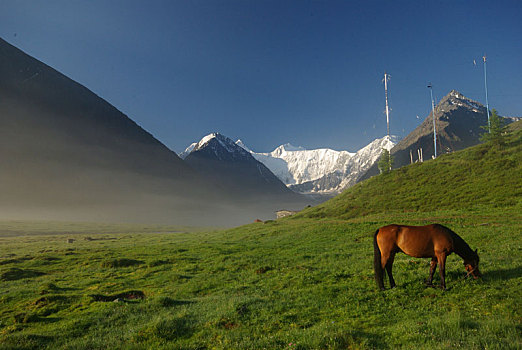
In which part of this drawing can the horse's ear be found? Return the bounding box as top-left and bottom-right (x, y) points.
(475, 249), (478, 254)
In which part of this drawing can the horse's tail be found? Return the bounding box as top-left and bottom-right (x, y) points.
(373, 229), (385, 291)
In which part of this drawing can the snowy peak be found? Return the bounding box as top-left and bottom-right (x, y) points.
(238, 135), (396, 194)
(184, 132), (251, 162)
(356, 135), (397, 156)
(194, 132), (237, 153)
(244, 142), (354, 186)
(440, 90), (486, 115)
(195, 133), (219, 149)
(290, 135), (397, 193)
(271, 143), (306, 157)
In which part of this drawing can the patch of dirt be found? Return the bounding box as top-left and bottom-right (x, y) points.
(255, 266), (272, 274)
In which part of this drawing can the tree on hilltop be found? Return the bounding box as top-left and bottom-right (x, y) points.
(378, 148), (393, 174)
(480, 109), (507, 147)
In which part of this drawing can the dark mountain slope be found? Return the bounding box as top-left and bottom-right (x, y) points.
(0, 38), (237, 224)
(0, 37), (189, 176)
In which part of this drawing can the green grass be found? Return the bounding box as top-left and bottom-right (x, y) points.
(0, 128), (521, 349)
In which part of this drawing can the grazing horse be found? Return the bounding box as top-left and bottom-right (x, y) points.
(373, 224), (481, 290)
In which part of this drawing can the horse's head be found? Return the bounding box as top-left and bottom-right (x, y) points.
(464, 249), (481, 279)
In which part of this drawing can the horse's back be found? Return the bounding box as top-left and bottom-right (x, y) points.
(377, 224), (453, 258)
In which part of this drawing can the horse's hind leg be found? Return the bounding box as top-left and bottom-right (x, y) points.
(426, 257), (437, 286)
(385, 252), (396, 288)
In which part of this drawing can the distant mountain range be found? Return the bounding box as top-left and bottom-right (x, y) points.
(182, 90), (520, 197)
(235, 136), (396, 196)
(181, 134), (396, 197)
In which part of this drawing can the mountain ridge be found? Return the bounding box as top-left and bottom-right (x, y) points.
(235, 136), (396, 195)
(289, 135), (397, 194)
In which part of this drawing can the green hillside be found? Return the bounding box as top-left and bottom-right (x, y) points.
(0, 125), (520, 349)
(298, 121), (522, 220)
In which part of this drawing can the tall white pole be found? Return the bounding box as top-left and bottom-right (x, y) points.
(483, 55), (491, 132)
(384, 73), (390, 138)
(428, 83), (437, 158)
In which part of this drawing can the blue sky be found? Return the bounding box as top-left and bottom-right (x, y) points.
(1, 0), (521, 153)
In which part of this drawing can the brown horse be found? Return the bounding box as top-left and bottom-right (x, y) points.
(374, 224), (481, 290)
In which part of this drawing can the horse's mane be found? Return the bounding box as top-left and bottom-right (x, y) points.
(446, 226), (478, 261)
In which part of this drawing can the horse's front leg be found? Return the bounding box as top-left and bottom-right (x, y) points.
(426, 257), (437, 286)
(437, 253), (447, 290)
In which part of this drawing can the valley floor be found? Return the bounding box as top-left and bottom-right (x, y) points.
(0, 208), (520, 349)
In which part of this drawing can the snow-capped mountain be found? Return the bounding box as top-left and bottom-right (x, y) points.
(182, 133), (304, 200)
(237, 135), (397, 195)
(185, 132), (253, 161)
(289, 135), (397, 194)
(240, 143), (353, 186)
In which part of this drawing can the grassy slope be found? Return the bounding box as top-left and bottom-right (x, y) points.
(0, 127), (521, 350)
(297, 125), (522, 220)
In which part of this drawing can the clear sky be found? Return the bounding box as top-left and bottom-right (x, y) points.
(1, 0), (521, 154)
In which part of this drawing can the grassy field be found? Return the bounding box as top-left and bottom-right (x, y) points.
(0, 210), (520, 349)
(1, 127), (521, 349)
